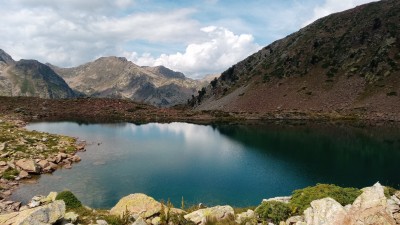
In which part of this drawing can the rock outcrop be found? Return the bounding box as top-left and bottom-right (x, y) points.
(304, 182), (397, 225)
(0, 200), (65, 225)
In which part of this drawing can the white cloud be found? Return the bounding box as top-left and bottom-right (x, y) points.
(304, 0), (378, 26)
(0, 2), (200, 67)
(128, 26), (261, 78)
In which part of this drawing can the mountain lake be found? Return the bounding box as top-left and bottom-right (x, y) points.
(11, 121), (400, 208)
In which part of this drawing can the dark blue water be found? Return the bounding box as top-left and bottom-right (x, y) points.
(11, 122), (400, 208)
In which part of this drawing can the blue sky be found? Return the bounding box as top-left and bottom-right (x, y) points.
(0, 0), (377, 78)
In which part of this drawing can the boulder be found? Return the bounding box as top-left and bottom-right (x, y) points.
(15, 159), (40, 174)
(71, 155), (81, 162)
(304, 197), (347, 225)
(18, 170), (29, 179)
(344, 182), (396, 225)
(110, 193), (162, 218)
(133, 217), (148, 225)
(285, 216), (304, 225)
(304, 182), (397, 225)
(151, 216), (161, 225)
(37, 160), (49, 169)
(64, 211), (79, 223)
(0, 200), (65, 225)
(235, 209), (256, 224)
(96, 220), (109, 225)
(184, 205), (234, 225)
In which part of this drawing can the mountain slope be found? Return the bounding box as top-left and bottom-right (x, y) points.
(0, 50), (75, 99)
(196, 0), (400, 120)
(51, 57), (203, 107)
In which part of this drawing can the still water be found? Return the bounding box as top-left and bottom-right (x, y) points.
(11, 122), (400, 208)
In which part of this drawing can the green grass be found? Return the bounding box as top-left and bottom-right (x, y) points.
(2, 168), (19, 180)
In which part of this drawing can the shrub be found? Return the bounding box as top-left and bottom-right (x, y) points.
(55, 190), (82, 210)
(289, 184), (361, 214)
(2, 168), (19, 180)
(255, 201), (291, 224)
(384, 186), (398, 198)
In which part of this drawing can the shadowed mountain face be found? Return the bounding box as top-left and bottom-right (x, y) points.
(195, 0), (400, 118)
(51, 57), (205, 107)
(0, 51), (75, 99)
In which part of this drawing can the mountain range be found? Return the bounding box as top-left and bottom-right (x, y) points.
(1, 0), (399, 115)
(194, 0), (400, 119)
(0, 50), (207, 107)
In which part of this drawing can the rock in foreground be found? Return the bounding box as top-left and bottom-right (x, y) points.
(0, 200), (65, 225)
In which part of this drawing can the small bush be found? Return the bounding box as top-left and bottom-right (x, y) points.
(384, 186), (398, 198)
(2, 168), (19, 180)
(55, 190), (82, 210)
(255, 201), (291, 224)
(289, 184), (361, 214)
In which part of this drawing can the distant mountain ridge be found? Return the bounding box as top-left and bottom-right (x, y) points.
(195, 0), (400, 119)
(50, 56), (205, 107)
(0, 50), (75, 99)
(0, 50), (207, 107)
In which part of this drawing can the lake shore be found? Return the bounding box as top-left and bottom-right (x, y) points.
(0, 116), (85, 213)
(1, 96), (400, 124)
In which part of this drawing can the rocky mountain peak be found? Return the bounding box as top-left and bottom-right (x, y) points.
(0, 49), (15, 65)
(144, 65), (186, 79)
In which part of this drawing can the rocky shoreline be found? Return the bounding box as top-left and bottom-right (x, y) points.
(0, 116), (85, 213)
(0, 182), (398, 225)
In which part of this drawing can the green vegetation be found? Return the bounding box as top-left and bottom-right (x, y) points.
(289, 184), (361, 214)
(255, 201), (291, 224)
(384, 186), (398, 198)
(56, 190), (82, 210)
(2, 168), (19, 180)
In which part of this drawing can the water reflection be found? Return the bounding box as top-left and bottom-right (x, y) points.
(11, 122), (400, 208)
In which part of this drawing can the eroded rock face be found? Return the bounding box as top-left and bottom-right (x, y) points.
(110, 193), (162, 219)
(184, 205), (234, 225)
(0, 200), (65, 225)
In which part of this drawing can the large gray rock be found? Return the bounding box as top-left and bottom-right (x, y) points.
(184, 205), (234, 225)
(15, 159), (40, 174)
(345, 182), (396, 225)
(304, 197), (347, 225)
(110, 193), (162, 218)
(0, 200), (65, 225)
(304, 182), (397, 225)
